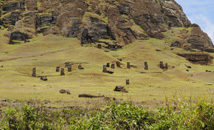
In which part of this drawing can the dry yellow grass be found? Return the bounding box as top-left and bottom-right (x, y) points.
(0, 27), (214, 107)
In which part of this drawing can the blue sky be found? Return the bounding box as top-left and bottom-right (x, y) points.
(176, 0), (214, 42)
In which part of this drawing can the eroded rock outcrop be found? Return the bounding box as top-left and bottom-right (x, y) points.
(187, 25), (213, 51)
(170, 24), (213, 51)
(0, 0), (212, 50)
(9, 31), (29, 44)
(177, 53), (213, 65)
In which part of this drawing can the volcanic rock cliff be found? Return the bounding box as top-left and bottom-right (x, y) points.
(0, 0), (213, 51)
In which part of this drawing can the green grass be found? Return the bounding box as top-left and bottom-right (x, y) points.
(0, 27), (214, 107)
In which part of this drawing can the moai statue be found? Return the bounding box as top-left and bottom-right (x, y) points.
(65, 62), (71, 68)
(111, 64), (115, 69)
(106, 63), (110, 67)
(61, 68), (65, 76)
(160, 61), (164, 69)
(56, 66), (60, 72)
(144, 62), (148, 70)
(32, 67), (36, 77)
(103, 65), (107, 72)
(78, 64), (84, 70)
(97, 44), (102, 49)
(165, 63), (168, 70)
(116, 61), (121, 68)
(127, 62), (131, 69)
(68, 65), (72, 72)
(126, 79), (130, 85)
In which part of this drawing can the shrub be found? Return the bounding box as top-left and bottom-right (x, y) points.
(1, 99), (214, 129)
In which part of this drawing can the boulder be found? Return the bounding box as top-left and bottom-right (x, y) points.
(59, 89), (70, 94)
(40, 76), (48, 81)
(59, 89), (66, 94)
(66, 90), (71, 95)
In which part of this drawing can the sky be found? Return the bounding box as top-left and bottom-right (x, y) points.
(175, 0), (214, 42)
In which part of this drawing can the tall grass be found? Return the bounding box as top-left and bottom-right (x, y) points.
(1, 98), (214, 129)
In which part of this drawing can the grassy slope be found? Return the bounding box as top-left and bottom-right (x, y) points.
(0, 28), (214, 107)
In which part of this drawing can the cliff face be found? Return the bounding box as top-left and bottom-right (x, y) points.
(0, 0), (213, 50)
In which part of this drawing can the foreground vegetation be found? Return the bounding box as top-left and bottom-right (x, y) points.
(0, 98), (214, 130)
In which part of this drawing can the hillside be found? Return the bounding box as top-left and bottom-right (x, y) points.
(0, 0), (213, 49)
(0, 0), (214, 107)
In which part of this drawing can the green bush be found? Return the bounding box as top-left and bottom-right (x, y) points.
(1, 99), (214, 129)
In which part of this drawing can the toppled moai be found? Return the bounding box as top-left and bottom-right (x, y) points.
(103, 64), (114, 74)
(114, 86), (128, 93)
(79, 94), (104, 98)
(78, 64), (84, 70)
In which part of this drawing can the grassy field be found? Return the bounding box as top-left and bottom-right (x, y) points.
(0, 27), (214, 108)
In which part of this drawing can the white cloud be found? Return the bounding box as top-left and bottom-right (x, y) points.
(176, 0), (214, 42)
(189, 15), (214, 43)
